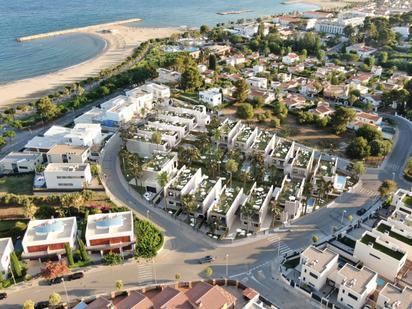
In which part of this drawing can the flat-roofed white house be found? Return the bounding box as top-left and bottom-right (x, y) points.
(44, 163), (92, 190)
(46, 144), (89, 164)
(282, 53), (300, 65)
(147, 118), (189, 139)
(354, 231), (407, 281)
(137, 125), (181, 148)
(140, 152), (178, 194)
(0, 238), (14, 277)
(372, 220), (412, 261)
(141, 83), (170, 101)
(246, 76), (268, 89)
(388, 209), (412, 234)
(124, 85), (154, 111)
(277, 176), (305, 221)
(346, 43), (377, 60)
(299, 246), (339, 291)
(269, 139), (295, 170)
(164, 102), (210, 127)
(250, 131), (277, 163)
(392, 189), (412, 216)
(311, 155), (338, 195)
(232, 126), (260, 153)
(22, 217), (77, 259)
(190, 177), (223, 222)
(85, 211), (135, 255)
(157, 68), (182, 84)
(157, 110), (197, 132)
(0, 152), (42, 175)
(199, 88), (222, 107)
(290, 148), (315, 179)
(216, 119), (244, 149)
(335, 264), (377, 309)
(100, 95), (137, 125)
(126, 134), (169, 157)
(377, 283), (412, 309)
(240, 183), (274, 232)
(207, 185), (244, 236)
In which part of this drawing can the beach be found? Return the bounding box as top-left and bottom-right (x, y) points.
(284, 0), (367, 10)
(0, 25), (180, 108)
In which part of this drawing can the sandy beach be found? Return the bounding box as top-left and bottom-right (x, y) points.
(285, 0), (367, 10)
(0, 25), (180, 108)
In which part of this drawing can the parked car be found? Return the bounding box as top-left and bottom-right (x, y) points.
(0, 293), (7, 300)
(49, 276), (63, 285)
(35, 301), (49, 309)
(356, 208), (367, 216)
(67, 272), (84, 281)
(198, 255), (215, 264)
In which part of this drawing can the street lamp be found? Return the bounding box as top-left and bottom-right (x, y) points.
(146, 210), (150, 220)
(61, 277), (70, 304)
(392, 172), (395, 180)
(225, 254), (229, 278)
(340, 210), (347, 225)
(8, 264), (16, 285)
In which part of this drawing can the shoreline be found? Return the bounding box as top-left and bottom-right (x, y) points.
(283, 0), (364, 10)
(0, 26), (180, 107)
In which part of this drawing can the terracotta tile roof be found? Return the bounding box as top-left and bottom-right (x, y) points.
(151, 287), (191, 309)
(116, 291), (154, 309)
(86, 297), (113, 309)
(186, 282), (236, 309)
(242, 287), (259, 300)
(357, 112), (381, 122)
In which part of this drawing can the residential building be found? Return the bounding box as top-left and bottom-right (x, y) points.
(217, 119), (244, 149)
(207, 44), (231, 56)
(346, 43), (377, 60)
(126, 134), (169, 157)
(282, 53), (300, 65)
(85, 211), (135, 255)
(302, 11), (333, 19)
(207, 185), (244, 235)
(156, 68), (182, 84)
(115, 291), (153, 309)
(323, 83), (349, 100)
(251, 131), (277, 161)
(388, 209), (412, 233)
(151, 287), (190, 308)
(311, 155), (338, 196)
(0, 152), (42, 174)
(246, 76), (268, 89)
(137, 125), (180, 148)
(46, 144), (89, 164)
(335, 264), (377, 309)
(354, 111), (382, 126)
(190, 178), (223, 222)
(300, 246), (339, 290)
(277, 176), (305, 221)
(354, 231), (407, 281)
(248, 89), (275, 104)
(315, 16), (364, 35)
(141, 152), (178, 194)
(232, 126), (260, 152)
(199, 88), (223, 107)
(392, 189), (412, 215)
(225, 54), (246, 66)
(373, 220), (412, 261)
(141, 83), (171, 100)
(147, 118), (188, 139)
(85, 297), (113, 309)
(240, 183), (274, 232)
(124, 85), (154, 111)
(282, 93), (307, 110)
(377, 283), (412, 309)
(186, 281), (237, 308)
(290, 148), (315, 179)
(99, 95), (140, 125)
(270, 139), (295, 170)
(309, 102), (335, 118)
(0, 238), (13, 277)
(21, 217), (77, 259)
(44, 163), (92, 190)
(164, 101), (211, 127)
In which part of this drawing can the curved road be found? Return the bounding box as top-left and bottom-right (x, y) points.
(2, 116), (412, 308)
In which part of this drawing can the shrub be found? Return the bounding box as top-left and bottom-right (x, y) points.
(134, 219), (164, 259)
(103, 252), (124, 265)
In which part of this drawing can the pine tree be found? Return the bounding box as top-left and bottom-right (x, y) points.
(10, 251), (22, 277)
(65, 243), (74, 266)
(78, 239), (90, 262)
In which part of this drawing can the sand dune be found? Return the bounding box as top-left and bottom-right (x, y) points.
(0, 25), (180, 108)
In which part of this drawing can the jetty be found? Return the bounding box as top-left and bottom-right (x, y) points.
(216, 10), (253, 15)
(16, 18), (141, 42)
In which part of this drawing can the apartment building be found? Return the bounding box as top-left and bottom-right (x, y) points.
(250, 131), (277, 163)
(85, 211), (135, 254)
(392, 189), (412, 215)
(335, 264), (377, 309)
(126, 134), (169, 157)
(164, 102), (211, 127)
(199, 88), (223, 107)
(141, 83), (171, 101)
(207, 185), (244, 235)
(44, 163), (92, 190)
(299, 246), (339, 291)
(0, 152), (42, 175)
(354, 231), (407, 281)
(232, 126), (260, 152)
(157, 110), (197, 131)
(22, 217), (77, 259)
(0, 238), (14, 277)
(217, 119), (244, 149)
(277, 176), (305, 221)
(147, 118), (189, 139)
(240, 183), (274, 232)
(137, 125), (181, 148)
(290, 148), (315, 179)
(46, 144), (89, 164)
(141, 152), (178, 194)
(270, 139), (295, 170)
(377, 283), (412, 309)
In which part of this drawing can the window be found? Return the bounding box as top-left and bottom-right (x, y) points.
(348, 293), (358, 301)
(309, 272), (318, 279)
(369, 253), (381, 260)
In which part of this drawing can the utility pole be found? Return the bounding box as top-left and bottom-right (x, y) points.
(225, 253), (229, 278)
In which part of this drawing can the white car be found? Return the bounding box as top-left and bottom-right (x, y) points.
(143, 192), (154, 201)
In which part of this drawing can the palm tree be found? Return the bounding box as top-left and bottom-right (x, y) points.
(156, 171), (170, 209)
(181, 194), (197, 218)
(212, 128), (222, 150)
(129, 156), (143, 187)
(226, 159), (238, 186)
(240, 170), (251, 188)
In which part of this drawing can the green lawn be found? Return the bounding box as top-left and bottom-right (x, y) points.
(403, 196), (412, 209)
(0, 174), (34, 195)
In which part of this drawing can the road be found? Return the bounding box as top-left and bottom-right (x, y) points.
(1, 116), (412, 308)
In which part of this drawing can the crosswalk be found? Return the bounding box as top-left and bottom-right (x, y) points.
(136, 263), (154, 283)
(267, 235), (293, 256)
(356, 186), (378, 197)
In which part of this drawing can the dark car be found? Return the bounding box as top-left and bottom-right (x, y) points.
(198, 255), (215, 264)
(0, 293), (7, 300)
(49, 276), (63, 285)
(67, 272), (84, 281)
(356, 208), (367, 216)
(35, 301), (49, 309)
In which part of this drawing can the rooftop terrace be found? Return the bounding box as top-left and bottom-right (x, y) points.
(294, 149), (312, 168)
(193, 177), (217, 210)
(252, 131), (274, 152)
(220, 120), (237, 136)
(402, 195), (412, 209)
(360, 233), (406, 261)
(317, 158), (336, 177)
(169, 168), (196, 191)
(142, 153), (175, 172)
(236, 126), (254, 144)
(272, 140), (292, 160)
(376, 222), (412, 246)
(279, 178), (302, 203)
(211, 186), (241, 215)
(242, 187), (268, 216)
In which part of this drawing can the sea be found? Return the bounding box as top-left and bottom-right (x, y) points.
(0, 0), (319, 84)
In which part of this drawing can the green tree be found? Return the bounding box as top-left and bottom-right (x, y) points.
(226, 159), (238, 185)
(48, 292), (61, 306)
(273, 101), (288, 121)
(208, 54), (217, 70)
(370, 139), (392, 156)
(35, 97), (60, 121)
(151, 131), (162, 144)
(312, 235), (319, 243)
(353, 161), (366, 176)
(204, 266), (213, 278)
(236, 103), (254, 119)
(200, 24), (209, 33)
(181, 194), (197, 215)
(23, 300), (35, 309)
(378, 179), (397, 198)
(103, 252), (123, 265)
(180, 66), (203, 91)
(156, 171), (169, 190)
(65, 243), (74, 267)
(234, 79), (250, 103)
(10, 251), (22, 277)
(23, 200), (38, 219)
(331, 107), (356, 134)
(78, 238), (90, 262)
(346, 137), (371, 159)
(3, 130), (16, 142)
(356, 125), (383, 142)
(115, 279), (124, 291)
